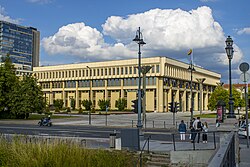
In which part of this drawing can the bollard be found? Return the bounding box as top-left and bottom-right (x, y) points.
(109, 130), (116, 148)
(164, 121), (166, 128)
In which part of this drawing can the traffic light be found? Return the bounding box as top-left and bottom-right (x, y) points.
(168, 102), (174, 112)
(175, 102), (180, 112)
(132, 99), (138, 113)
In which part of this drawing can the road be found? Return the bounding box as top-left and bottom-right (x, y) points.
(0, 123), (175, 140)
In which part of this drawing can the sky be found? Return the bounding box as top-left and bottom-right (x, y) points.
(0, 0), (249, 83)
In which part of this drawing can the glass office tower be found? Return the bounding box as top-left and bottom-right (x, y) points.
(0, 20), (40, 75)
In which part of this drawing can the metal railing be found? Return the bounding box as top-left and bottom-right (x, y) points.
(172, 131), (217, 151)
(135, 135), (151, 167)
(208, 132), (236, 167)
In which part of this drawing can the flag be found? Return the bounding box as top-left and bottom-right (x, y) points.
(187, 49), (192, 55)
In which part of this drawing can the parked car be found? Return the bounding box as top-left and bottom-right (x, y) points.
(238, 122), (250, 138)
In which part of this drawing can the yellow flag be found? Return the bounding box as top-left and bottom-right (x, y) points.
(187, 49), (192, 55)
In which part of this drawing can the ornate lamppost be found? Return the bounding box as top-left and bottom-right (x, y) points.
(225, 36), (235, 118)
(188, 59), (195, 120)
(133, 27), (146, 128)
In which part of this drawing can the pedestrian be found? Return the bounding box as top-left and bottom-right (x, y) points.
(192, 117), (202, 143)
(202, 122), (208, 143)
(178, 120), (187, 141)
(190, 118), (196, 142)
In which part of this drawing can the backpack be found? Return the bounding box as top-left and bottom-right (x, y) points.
(197, 121), (202, 130)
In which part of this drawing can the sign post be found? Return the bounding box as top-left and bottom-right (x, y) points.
(239, 62), (249, 148)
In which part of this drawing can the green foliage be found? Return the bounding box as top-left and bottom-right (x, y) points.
(208, 86), (228, 111)
(0, 137), (137, 167)
(208, 85), (245, 111)
(70, 98), (76, 110)
(0, 54), (46, 119)
(53, 99), (64, 109)
(55, 107), (60, 113)
(0, 54), (19, 118)
(115, 98), (127, 111)
(82, 100), (92, 110)
(232, 87), (245, 108)
(98, 99), (110, 111)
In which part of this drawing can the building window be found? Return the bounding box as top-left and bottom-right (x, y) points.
(117, 68), (119, 75)
(109, 68), (111, 75)
(129, 67), (132, 74)
(151, 65), (155, 73)
(113, 68), (115, 75)
(121, 67), (124, 75)
(134, 67), (137, 74)
(156, 65), (160, 73)
(105, 68), (107, 75)
(97, 69), (99, 76)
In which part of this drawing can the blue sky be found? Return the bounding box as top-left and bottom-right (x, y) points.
(0, 0), (249, 83)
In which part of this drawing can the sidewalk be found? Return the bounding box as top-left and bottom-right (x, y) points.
(240, 144), (250, 167)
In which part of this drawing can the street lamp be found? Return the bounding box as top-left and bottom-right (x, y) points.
(133, 27), (146, 129)
(87, 66), (92, 124)
(225, 36), (235, 118)
(188, 61), (195, 120)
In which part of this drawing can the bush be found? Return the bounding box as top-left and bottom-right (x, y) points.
(98, 99), (110, 111)
(82, 100), (92, 111)
(55, 107), (60, 113)
(115, 98), (127, 111)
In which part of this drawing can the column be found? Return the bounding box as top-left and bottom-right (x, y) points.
(75, 81), (79, 109)
(182, 90), (187, 112)
(157, 77), (164, 112)
(62, 82), (66, 108)
(194, 92), (198, 111)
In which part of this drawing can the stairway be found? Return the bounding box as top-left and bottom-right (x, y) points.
(146, 152), (171, 167)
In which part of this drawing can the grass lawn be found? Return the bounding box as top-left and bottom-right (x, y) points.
(193, 113), (217, 118)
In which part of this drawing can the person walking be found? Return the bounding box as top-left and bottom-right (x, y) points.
(202, 122), (208, 143)
(190, 118), (196, 143)
(192, 117), (202, 143)
(178, 120), (187, 141)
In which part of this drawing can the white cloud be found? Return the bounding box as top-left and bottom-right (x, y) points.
(42, 6), (243, 81)
(42, 22), (134, 61)
(27, 0), (53, 4)
(237, 27), (250, 35)
(0, 6), (20, 24)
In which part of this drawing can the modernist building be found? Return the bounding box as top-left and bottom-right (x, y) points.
(0, 20), (40, 75)
(33, 57), (221, 112)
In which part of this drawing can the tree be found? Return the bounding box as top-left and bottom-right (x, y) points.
(53, 99), (64, 110)
(0, 54), (19, 118)
(115, 98), (127, 111)
(0, 54), (46, 119)
(208, 86), (229, 111)
(98, 99), (110, 111)
(82, 100), (92, 111)
(208, 85), (245, 111)
(10, 75), (46, 119)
